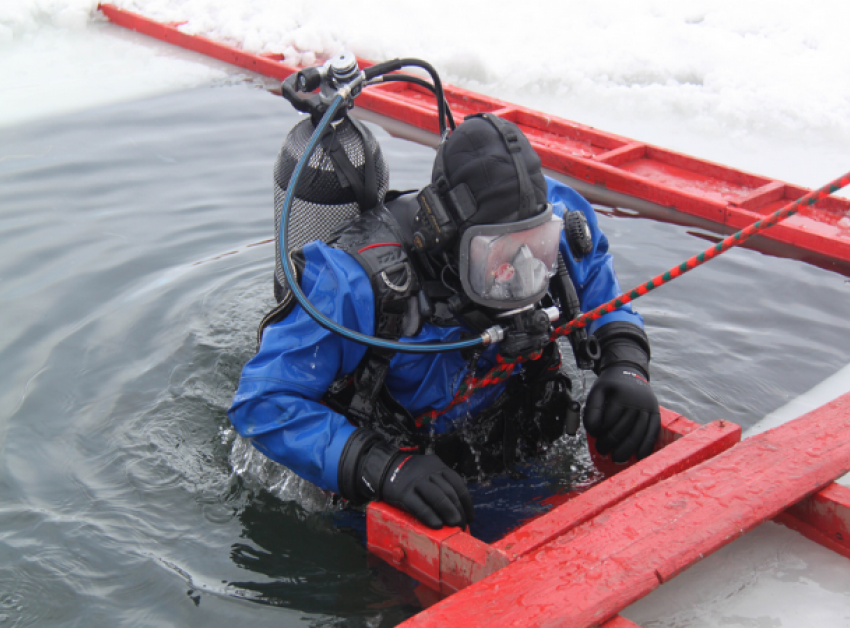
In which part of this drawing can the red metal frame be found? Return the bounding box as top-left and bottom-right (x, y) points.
(98, 3), (850, 269)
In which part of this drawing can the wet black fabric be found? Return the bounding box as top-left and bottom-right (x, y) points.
(379, 453), (474, 529)
(336, 427), (475, 529)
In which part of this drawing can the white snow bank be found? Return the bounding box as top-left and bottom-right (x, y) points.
(0, 0), (96, 39)
(0, 3), (233, 127)
(3, 0), (849, 194)
(101, 0), (850, 192)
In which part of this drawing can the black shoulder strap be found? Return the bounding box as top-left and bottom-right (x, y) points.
(348, 116), (378, 209)
(328, 208), (422, 421)
(329, 207), (420, 338)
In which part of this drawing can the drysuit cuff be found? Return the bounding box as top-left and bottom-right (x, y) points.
(337, 428), (399, 504)
(593, 321), (651, 379)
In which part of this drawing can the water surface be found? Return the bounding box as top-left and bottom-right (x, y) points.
(2, 84), (850, 627)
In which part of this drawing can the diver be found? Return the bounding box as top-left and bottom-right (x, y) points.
(229, 111), (661, 530)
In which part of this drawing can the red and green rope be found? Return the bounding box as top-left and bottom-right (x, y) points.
(552, 170), (850, 339)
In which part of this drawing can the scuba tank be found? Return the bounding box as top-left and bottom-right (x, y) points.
(272, 114), (389, 302)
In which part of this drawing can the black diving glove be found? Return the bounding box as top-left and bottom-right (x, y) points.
(338, 428), (474, 529)
(584, 322), (661, 462)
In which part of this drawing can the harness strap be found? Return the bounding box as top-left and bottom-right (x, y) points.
(348, 117), (378, 210)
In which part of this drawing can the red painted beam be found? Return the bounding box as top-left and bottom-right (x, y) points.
(401, 392), (850, 627)
(775, 482), (850, 560)
(367, 503), (469, 593)
(495, 419), (741, 561)
(656, 407), (701, 444)
(366, 413), (739, 594)
(602, 617), (643, 628)
(366, 413), (712, 628)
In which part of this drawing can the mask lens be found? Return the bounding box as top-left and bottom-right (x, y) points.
(466, 214), (563, 306)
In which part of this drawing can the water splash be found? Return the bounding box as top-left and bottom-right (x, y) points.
(228, 432), (341, 514)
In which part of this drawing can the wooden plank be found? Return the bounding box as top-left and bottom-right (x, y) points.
(494, 419), (741, 560)
(366, 412), (738, 599)
(366, 407), (713, 594)
(730, 180), (786, 211)
(440, 530), (510, 595)
(602, 617), (643, 628)
(367, 502), (461, 592)
(644, 145), (771, 190)
(656, 407), (701, 445)
(401, 392), (850, 627)
(595, 143), (647, 167)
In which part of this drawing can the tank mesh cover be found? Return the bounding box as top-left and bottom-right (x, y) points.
(273, 117), (389, 292)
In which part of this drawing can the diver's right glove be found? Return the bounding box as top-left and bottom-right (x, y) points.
(584, 322), (661, 463)
(338, 428), (474, 529)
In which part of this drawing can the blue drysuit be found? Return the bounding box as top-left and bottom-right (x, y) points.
(229, 176), (643, 493)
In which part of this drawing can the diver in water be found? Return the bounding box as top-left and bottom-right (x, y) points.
(229, 112), (660, 530)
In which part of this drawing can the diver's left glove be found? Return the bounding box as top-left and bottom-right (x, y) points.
(338, 428), (475, 529)
(584, 322), (661, 462)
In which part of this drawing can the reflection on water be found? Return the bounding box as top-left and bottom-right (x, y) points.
(1, 84), (850, 626)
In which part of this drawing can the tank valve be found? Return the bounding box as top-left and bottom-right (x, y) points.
(327, 51), (360, 87)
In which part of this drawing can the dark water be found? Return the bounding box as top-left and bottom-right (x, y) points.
(2, 84), (850, 627)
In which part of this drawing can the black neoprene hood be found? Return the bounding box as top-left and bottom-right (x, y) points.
(432, 115), (548, 227)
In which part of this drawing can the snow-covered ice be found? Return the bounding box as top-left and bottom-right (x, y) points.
(622, 522), (850, 628)
(3, 0), (850, 196)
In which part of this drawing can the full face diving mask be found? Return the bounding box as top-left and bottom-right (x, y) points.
(412, 113), (559, 312)
(457, 204), (563, 310)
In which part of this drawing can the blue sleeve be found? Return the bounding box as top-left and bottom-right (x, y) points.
(546, 175), (644, 334)
(228, 242), (375, 493)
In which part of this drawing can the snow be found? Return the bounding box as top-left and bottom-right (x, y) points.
(0, 1), (230, 126)
(3, 0), (850, 624)
(3, 1), (850, 196)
